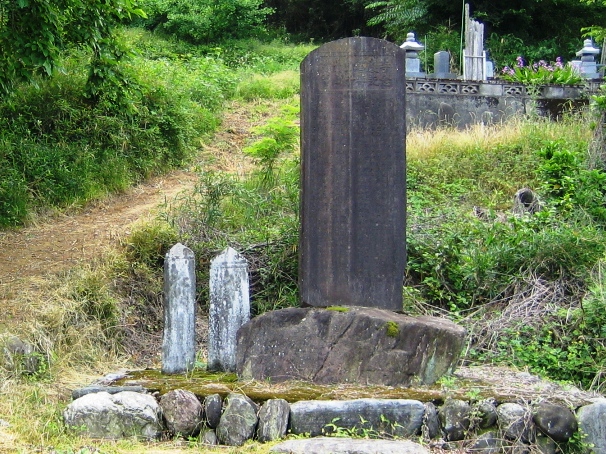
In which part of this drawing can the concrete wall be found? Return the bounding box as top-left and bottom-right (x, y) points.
(406, 79), (597, 129)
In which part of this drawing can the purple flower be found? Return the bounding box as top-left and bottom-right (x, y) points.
(516, 56), (525, 67)
(555, 56), (564, 68)
(501, 66), (515, 76)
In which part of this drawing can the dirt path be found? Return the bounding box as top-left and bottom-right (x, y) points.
(0, 102), (260, 321)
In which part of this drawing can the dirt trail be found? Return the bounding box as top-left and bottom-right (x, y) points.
(0, 103), (258, 317)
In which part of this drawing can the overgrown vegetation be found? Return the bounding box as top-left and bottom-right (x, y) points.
(2, 6), (606, 451)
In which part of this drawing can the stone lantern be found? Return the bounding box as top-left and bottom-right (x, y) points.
(573, 38), (601, 79)
(400, 32), (426, 78)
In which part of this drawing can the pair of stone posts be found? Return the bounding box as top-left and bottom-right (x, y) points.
(162, 244), (249, 374)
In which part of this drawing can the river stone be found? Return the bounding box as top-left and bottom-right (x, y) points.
(159, 389), (203, 437)
(236, 307), (465, 386)
(200, 428), (218, 445)
(270, 437), (429, 454)
(474, 399), (498, 429)
(203, 394), (222, 429)
(438, 398), (471, 441)
(577, 400), (606, 454)
(216, 393), (258, 446)
(532, 402), (577, 442)
(63, 391), (163, 439)
(289, 399), (424, 438)
(2, 336), (41, 375)
(257, 398), (290, 442)
(423, 402), (441, 440)
(535, 434), (557, 454)
(497, 402), (533, 442)
(469, 431), (502, 453)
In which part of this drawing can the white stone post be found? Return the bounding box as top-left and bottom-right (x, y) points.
(162, 243), (196, 374)
(208, 247), (250, 372)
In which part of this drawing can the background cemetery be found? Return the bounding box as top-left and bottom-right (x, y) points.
(1, 0), (606, 452)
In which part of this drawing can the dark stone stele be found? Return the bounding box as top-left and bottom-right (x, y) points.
(299, 37), (406, 311)
(236, 307), (465, 387)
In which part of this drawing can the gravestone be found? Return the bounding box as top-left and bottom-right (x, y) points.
(208, 247), (250, 372)
(162, 243), (196, 374)
(299, 37), (406, 311)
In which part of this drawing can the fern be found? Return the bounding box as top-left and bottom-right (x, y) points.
(366, 0), (428, 34)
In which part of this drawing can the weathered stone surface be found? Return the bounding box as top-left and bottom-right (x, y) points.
(577, 400), (606, 454)
(469, 431), (502, 453)
(289, 399), (424, 438)
(423, 402), (441, 440)
(532, 402), (577, 442)
(159, 389), (203, 437)
(438, 399), (471, 441)
(299, 37), (407, 311)
(237, 306), (465, 386)
(162, 243), (196, 374)
(208, 247), (250, 372)
(257, 398), (290, 442)
(72, 385), (147, 400)
(63, 391), (163, 440)
(270, 437), (429, 454)
(2, 336), (40, 375)
(203, 393), (222, 429)
(535, 434), (557, 454)
(474, 399), (498, 429)
(513, 188), (541, 215)
(497, 403), (533, 442)
(216, 393), (258, 446)
(200, 428), (218, 445)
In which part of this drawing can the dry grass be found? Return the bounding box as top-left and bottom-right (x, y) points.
(406, 113), (590, 160)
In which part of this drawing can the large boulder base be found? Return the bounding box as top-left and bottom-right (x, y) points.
(236, 306), (465, 387)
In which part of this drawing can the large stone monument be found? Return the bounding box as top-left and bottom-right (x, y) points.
(236, 38), (466, 387)
(299, 37), (407, 311)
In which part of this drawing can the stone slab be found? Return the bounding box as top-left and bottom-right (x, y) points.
(271, 437), (429, 454)
(299, 37), (406, 311)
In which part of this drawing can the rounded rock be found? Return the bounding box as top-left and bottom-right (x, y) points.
(159, 389), (203, 437)
(532, 402), (577, 442)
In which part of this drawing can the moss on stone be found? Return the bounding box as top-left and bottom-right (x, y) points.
(385, 321), (400, 338)
(326, 306), (350, 312)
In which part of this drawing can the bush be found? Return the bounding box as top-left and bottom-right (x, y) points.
(0, 32), (236, 226)
(136, 0), (274, 43)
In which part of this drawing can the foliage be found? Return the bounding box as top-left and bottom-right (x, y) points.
(366, 0), (428, 42)
(500, 57), (584, 86)
(169, 102), (300, 314)
(0, 33), (235, 226)
(537, 140), (606, 225)
(135, 0), (273, 43)
(0, 0), (146, 99)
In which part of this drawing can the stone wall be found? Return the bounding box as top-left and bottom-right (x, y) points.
(64, 378), (606, 453)
(406, 79), (600, 129)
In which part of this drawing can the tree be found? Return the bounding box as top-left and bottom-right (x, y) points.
(0, 0), (145, 98)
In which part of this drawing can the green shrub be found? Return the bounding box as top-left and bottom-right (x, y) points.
(0, 33), (235, 226)
(170, 103), (300, 314)
(136, 0), (274, 43)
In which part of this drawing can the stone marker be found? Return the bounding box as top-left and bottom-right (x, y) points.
(208, 247), (250, 372)
(299, 37), (406, 311)
(162, 243), (196, 374)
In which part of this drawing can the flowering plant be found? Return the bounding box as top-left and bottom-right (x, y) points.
(500, 56), (584, 85)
